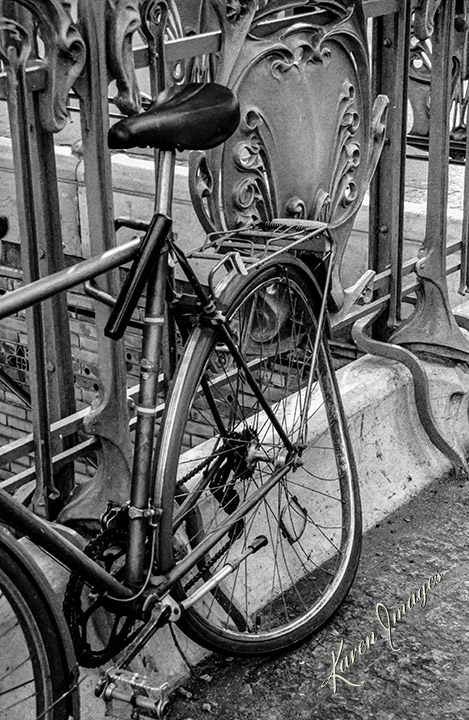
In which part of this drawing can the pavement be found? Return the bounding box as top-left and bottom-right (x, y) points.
(76, 338), (469, 719)
(164, 466), (469, 720)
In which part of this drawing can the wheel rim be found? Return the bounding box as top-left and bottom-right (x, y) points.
(160, 267), (359, 647)
(0, 569), (53, 719)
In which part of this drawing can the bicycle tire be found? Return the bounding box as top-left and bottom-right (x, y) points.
(155, 258), (361, 655)
(0, 530), (77, 719)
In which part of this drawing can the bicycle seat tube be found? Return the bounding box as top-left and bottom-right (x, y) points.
(125, 148), (177, 587)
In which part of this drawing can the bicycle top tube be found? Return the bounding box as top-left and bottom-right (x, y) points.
(0, 237), (140, 321)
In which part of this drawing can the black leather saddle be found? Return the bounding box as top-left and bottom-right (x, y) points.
(108, 82), (240, 152)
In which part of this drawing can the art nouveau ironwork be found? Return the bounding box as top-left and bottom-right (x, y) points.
(0, 0), (468, 514)
(189, 1), (388, 313)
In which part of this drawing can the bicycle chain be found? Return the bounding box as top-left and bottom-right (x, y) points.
(64, 438), (253, 662)
(178, 452), (212, 485)
(63, 527), (140, 668)
(180, 432), (252, 593)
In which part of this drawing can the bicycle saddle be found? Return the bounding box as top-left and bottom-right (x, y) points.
(108, 82), (240, 152)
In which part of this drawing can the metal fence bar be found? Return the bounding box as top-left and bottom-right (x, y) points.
(391, 0), (469, 362)
(55, 0), (135, 525)
(0, 0), (467, 507)
(0, 0), (83, 515)
(368, 0), (411, 337)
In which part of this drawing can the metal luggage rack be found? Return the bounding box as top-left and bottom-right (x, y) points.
(202, 218), (330, 261)
(175, 218), (333, 297)
(172, 218), (331, 305)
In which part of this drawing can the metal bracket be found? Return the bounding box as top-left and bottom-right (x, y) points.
(331, 269), (376, 327)
(128, 504), (161, 528)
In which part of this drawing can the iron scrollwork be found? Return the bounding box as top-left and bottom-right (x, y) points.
(408, 1), (469, 158)
(106, 0), (142, 115)
(0, 0), (86, 132)
(190, 1), (388, 309)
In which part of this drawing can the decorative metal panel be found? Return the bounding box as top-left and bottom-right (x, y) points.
(189, 1), (388, 309)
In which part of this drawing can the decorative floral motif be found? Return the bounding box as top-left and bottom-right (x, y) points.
(189, 0), (389, 296)
(231, 108), (275, 226)
(314, 81), (362, 223)
(286, 197), (307, 219)
(189, 151), (219, 234)
(270, 30), (330, 79)
(232, 176), (268, 225)
(0, 0), (86, 132)
(226, 0), (255, 23)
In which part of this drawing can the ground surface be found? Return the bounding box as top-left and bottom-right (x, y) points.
(163, 468), (468, 720)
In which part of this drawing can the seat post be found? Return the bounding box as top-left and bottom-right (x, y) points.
(154, 148), (176, 218)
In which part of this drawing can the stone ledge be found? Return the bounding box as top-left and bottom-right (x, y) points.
(0, 137), (463, 260)
(1, 138), (466, 307)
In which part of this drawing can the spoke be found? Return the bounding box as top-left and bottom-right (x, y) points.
(0, 656), (31, 685)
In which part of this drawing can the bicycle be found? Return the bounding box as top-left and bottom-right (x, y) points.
(0, 11), (362, 720)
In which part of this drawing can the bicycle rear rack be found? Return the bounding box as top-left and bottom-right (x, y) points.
(172, 218), (331, 307)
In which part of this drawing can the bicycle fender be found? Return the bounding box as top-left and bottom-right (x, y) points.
(217, 254), (331, 339)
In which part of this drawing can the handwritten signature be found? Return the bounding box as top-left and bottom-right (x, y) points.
(321, 572), (442, 693)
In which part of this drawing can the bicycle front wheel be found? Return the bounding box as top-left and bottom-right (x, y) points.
(155, 259), (361, 655)
(0, 530), (77, 719)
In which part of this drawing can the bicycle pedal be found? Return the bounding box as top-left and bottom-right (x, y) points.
(98, 667), (170, 719)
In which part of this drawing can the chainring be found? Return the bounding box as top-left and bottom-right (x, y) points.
(63, 527), (140, 668)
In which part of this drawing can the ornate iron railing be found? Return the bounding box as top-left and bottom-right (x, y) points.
(0, 0), (467, 518)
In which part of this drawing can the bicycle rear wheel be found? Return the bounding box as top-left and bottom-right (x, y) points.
(155, 258), (361, 655)
(0, 529), (78, 719)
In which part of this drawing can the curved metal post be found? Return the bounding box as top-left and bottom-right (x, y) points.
(390, 0), (469, 362)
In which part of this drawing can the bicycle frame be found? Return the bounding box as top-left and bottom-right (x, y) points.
(0, 223), (335, 613)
